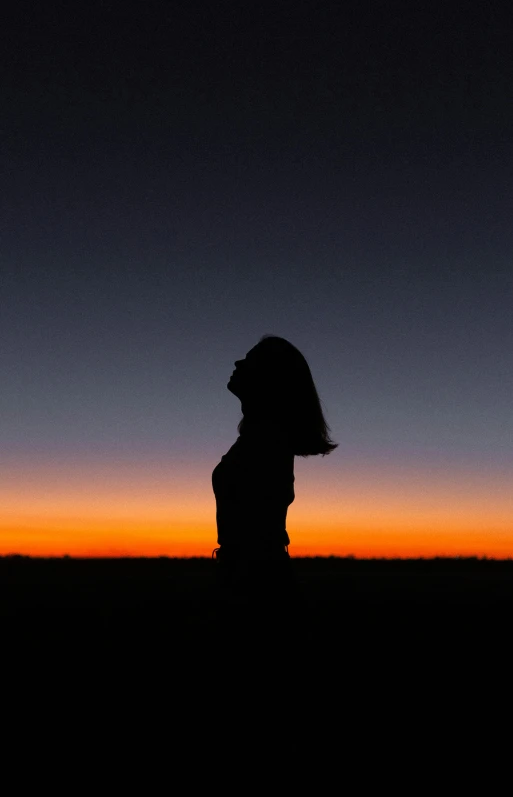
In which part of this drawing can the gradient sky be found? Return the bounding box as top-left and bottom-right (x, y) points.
(2, 2), (512, 557)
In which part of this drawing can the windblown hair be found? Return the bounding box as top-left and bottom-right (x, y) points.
(237, 334), (338, 457)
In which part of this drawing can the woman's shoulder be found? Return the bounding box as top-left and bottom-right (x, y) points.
(242, 424), (292, 449)
(239, 432), (294, 470)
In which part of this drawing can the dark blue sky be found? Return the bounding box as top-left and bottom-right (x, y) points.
(2, 0), (512, 477)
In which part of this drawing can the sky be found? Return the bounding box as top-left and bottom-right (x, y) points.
(1, 1), (512, 557)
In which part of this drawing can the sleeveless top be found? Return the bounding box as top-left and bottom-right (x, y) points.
(212, 428), (295, 549)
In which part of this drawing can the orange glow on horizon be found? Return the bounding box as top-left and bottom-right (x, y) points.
(1, 458), (512, 558)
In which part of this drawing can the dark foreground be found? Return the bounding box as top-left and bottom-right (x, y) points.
(2, 556), (510, 774)
(3, 554), (511, 629)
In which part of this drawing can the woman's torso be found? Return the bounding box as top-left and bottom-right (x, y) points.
(212, 430), (295, 549)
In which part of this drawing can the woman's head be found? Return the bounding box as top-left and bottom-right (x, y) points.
(227, 335), (338, 457)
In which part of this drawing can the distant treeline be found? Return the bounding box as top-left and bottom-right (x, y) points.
(1, 553), (511, 564)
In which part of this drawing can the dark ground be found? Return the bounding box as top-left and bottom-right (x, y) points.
(2, 556), (510, 775)
(3, 554), (511, 633)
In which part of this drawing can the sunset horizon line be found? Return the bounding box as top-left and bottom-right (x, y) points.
(2, 553), (512, 562)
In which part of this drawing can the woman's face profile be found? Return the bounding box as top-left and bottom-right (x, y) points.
(227, 345), (262, 400)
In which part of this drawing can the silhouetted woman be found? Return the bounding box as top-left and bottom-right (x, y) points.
(212, 335), (338, 597)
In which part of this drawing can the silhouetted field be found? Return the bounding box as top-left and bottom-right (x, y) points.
(2, 556), (508, 767)
(2, 555), (511, 642)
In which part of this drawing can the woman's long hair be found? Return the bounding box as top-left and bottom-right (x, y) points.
(237, 335), (338, 457)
